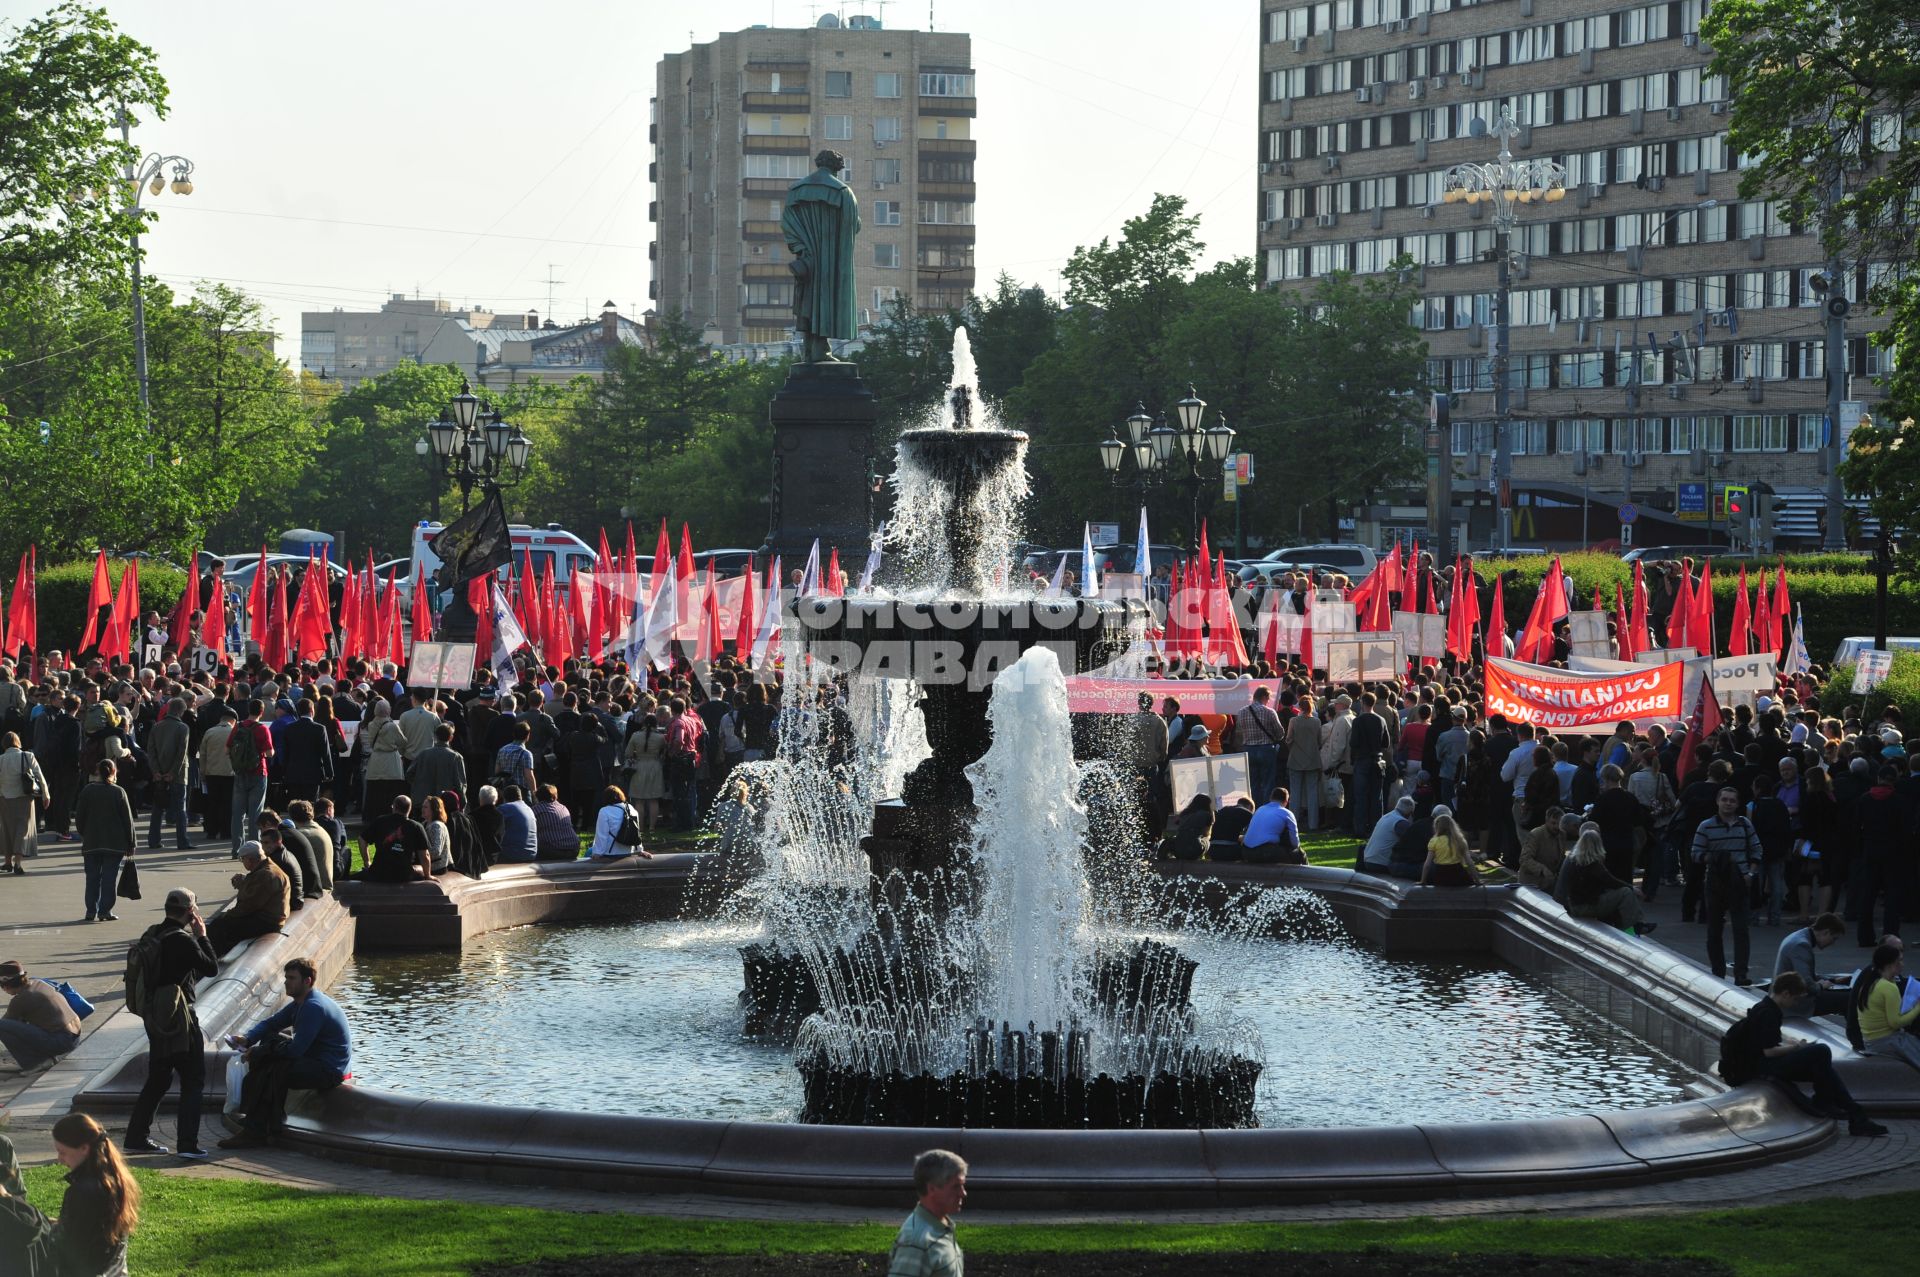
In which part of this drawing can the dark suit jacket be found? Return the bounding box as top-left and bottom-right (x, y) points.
(411, 745), (468, 805)
(1349, 712), (1390, 769)
(278, 717), (335, 786)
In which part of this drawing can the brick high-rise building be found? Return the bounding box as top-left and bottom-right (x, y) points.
(652, 16), (977, 352)
(1257, 0), (1891, 550)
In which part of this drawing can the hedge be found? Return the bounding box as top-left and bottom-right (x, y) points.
(1818, 651), (1920, 729)
(19, 559), (190, 659)
(1480, 552), (1920, 668)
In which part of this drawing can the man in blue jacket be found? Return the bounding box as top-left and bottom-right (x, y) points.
(217, 956), (350, 1148)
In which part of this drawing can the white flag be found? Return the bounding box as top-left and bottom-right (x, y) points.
(858, 523), (886, 593)
(1785, 603), (1810, 676)
(644, 561), (678, 671)
(798, 539), (822, 597)
(1044, 554), (1066, 599)
(1133, 506), (1151, 580)
(751, 556), (783, 668)
(620, 575), (648, 671)
(1080, 522), (1100, 599)
(488, 579), (531, 693)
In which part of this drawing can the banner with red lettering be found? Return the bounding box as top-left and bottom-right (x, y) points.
(1482, 656), (1685, 734)
(1064, 674), (1258, 716)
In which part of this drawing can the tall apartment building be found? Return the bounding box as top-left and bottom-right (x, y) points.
(1257, 0), (1892, 549)
(652, 16), (977, 350)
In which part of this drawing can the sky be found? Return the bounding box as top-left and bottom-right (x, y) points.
(19, 0), (1256, 348)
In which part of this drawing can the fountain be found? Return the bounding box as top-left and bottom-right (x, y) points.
(739, 329), (1264, 1129)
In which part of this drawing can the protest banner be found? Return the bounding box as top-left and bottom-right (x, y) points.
(1483, 656), (1686, 734)
(1568, 611), (1612, 659)
(1390, 612), (1446, 662)
(406, 640), (477, 690)
(1169, 751), (1254, 812)
(1065, 673), (1256, 716)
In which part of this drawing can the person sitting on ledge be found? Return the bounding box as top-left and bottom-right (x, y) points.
(360, 795), (431, 883)
(218, 956), (351, 1150)
(1773, 913), (1851, 1017)
(1418, 805), (1477, 888)
(1358, 796), (1414, 876)
(1161, 794), (1213, 862)
(1241, 787), (1304, 865)
(494, 785), (539, 864)
(0, 960), (81, 1076)
(1207, 796), (1256, 861)
(1720, 972), (1886, 1136)
(206, 841), (290, 957)
(1853, 943), (1920, 1071)
(531, 784), (580, 862)
(1517, 806), (1570, 893)
(1558, 828), (1653, 936)
(886, 1148), (965, 1277)
(587, 784), (653, 861)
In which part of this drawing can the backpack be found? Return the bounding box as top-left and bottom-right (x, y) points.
(614, 804), (644, 848)
(1716, 1013), (1757, 1086)
(123, 928), (167, 1022)
(227, 723), (263, 773)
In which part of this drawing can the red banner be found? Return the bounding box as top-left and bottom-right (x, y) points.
(1481, 657), (1685, 734)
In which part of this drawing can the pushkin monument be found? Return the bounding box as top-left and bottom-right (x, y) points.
(764, 148), (874, 562)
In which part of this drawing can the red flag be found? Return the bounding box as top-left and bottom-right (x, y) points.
(1488, 571), (1507, 658)
(77, 550), (111, 653)
(578, 571), (601, 664)
(361, 558), (380, 663)
(825, 548), (843, 598)
(649, 520), (671, 621)
(734, 557), (757, 657)
(1445, 560), (1472, 662)
(339, 565), (361, 661)
(264, 567), (289, 670)
(247, 546), (269, 644)
(5, 548), (35, 656)
(412, 559), (434, 644)
(384, 567), (405, 666)
(1691, 560), (1716, 659)
(168, 552), (201, 654)
(104, 558), (139, 662)
(1196, 521), (1212, 573)
(1629, 561), (1651, 660)
(1614, 581), (1632, 661)
(200, 561), (227, 663)
(1729, 565), (1751, 658)
(1754, 569), (1772, 655)
(1592, 585), (1604, 614)
(1676, 675), (1724, 789)
(676, 524), (695, 619)
(1515, 559), (1565, 664)
(1770, 561), (1791, 658)
(1670, 561), (1695, 651)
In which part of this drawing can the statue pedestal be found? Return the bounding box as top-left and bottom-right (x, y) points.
(764, 362), (875, 566)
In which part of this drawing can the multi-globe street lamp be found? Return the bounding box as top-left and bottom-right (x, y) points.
(1098, 385), (1234, 549)
(423, 378), (533, 516)
(116, 109), (197, 423)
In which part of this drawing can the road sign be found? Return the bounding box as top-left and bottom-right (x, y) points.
(1234, 452), (1253, 484)
(1676, 482), (1707, 522)
(1620, 523), (1634, 547)
(1617, 502), (1638, 524)
(1090, 522), (1120, 545)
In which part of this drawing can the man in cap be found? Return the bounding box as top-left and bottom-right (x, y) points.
(124, 888), (220, 1157)
(0, 959), (81, 1074)
(206, 841), (290, 957)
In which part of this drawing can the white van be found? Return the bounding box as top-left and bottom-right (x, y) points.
(410, 521), (597, 587)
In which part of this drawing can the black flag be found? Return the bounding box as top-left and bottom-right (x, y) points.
(433, 489), (512, 585)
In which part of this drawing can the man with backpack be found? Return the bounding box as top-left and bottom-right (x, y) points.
(1718, 972), (1886, 1137)
(226, 700), (274, 857)
(1693, 785), (1765, 985)
(123, 888), (220, 1158)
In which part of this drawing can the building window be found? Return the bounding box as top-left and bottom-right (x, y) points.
(825, 71), (852, 98)
(874, 116), (901, 143)
(743, 154), (810, 178)
(918, 241), (972, 268)
(919, 72), (974, 97)
(873, 157), (902, 184)
(874, 242), (900, 268)
(1555, 419), (1605, 456)
(824, 115), (853, 140)
(876, 72), (902, 98)
(919, 155), (971, 182)
(744, 282), (794, 306)
(873, 286), (902, 310)
(874, 200), (903, 225)
(917, 199), (973, 224)
(1733, 414), (1788, 452)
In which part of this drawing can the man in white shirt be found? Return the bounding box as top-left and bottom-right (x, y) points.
(1361, 797), (1415, 875)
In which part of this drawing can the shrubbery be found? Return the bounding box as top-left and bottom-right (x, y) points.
(1819, 651), (1920, 728)
(26, 559), (188, 657)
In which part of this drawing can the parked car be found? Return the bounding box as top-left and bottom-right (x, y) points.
(1237, 560), (1351, 588)
(1619, 544), (1741, 563)
(1832, 637), (1920, 665)
(1021, 543), (1181, 582)
(219, 553), (348, 599)
(1251, 543), (1380, 580)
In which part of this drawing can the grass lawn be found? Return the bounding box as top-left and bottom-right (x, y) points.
(1302, 827), (1360, 866)
(22, 1164), (1900, 1277)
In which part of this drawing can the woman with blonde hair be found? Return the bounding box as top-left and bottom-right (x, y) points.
(0, 1111), (141, 1274)
(1420, 804), (1475, 887)
(1560, 828), (1653, 935)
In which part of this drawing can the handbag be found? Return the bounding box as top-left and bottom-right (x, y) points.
(116, 859), (142, 901)
(224, 1051), (249, 1115)
(17, 751), (43, 804)
(53, 980), (94, 1020)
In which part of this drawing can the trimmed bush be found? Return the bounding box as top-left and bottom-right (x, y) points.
(1819, 651), (1920, 729)
(28, 559), (188, 658)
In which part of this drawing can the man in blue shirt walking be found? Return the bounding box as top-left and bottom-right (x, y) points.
(218, 956), (351, 1148)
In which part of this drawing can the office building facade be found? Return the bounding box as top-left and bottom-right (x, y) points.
(1257, 0), (1892, 548)
(652, 17), (976, 350)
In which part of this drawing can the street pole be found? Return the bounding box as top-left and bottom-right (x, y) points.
(1428, 393), (1452, 563)
(120, 110), (151, 423)
(1822, 164), (1849, 550)
(1493, 225), (1512, 550)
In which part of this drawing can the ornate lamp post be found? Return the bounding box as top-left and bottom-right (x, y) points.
(117, 109), (197, 423)
(1097, 386), (1233, 549)
(1440, 108), (1566, 549)
(421, 379), (533, 643)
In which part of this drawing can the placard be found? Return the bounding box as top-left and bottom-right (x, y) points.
(1327, 634), (1402, 683)
(407, 640), (478, 690)
(1635, 646), (1696, 664)
(338, 720), (359, 752)
(1101, 572), (1145, 601)
(1484, 657), (1686, 734)
(141, 642), (164, 668)
(1855, 649), (1895, 692)
(1309, 599), (1356, 669)
(1568, 611), (1613, 659)
(1390, 611), (1446, 661)
(189, 646), (225, 675)
(1709, 653), (1777, 693)
(1169, 750), (1254, 813)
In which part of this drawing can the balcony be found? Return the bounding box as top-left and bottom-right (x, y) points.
(916, 180), (976, 200)
(742, 177), (790, 198)
(918, 138), (976, 156)
(743, 220), (785, 240)
(743, 91), (810, 111)
(917, 96), (977, 117)
(744, 135), (811, 155)
(742, 304), (793, 324)
(917, 267), (976, 289)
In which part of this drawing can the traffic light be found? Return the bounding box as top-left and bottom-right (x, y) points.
(1725, 484), (1752, 544)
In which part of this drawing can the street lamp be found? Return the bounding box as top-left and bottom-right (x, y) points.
(1440, 107), (1566, 550)
(1094, 387), (1233, 549)
(421, 378), (535, 517)
(116, 109), (198, 423)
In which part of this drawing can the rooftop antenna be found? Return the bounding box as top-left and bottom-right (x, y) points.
(543, 264), (565, 320)
(928, 0), (934, 30)
(873, 0), (890, 24)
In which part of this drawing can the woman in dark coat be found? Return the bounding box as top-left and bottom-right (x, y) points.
(1162, 794), (1214, 862)
(0, 1112), (140, 1277)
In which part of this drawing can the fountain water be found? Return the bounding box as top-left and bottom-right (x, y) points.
(730, 327), (1276, 1127)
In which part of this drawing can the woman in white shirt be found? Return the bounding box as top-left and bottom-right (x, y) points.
(420, 793), (452, 874)
(587, 784), (655, 860)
